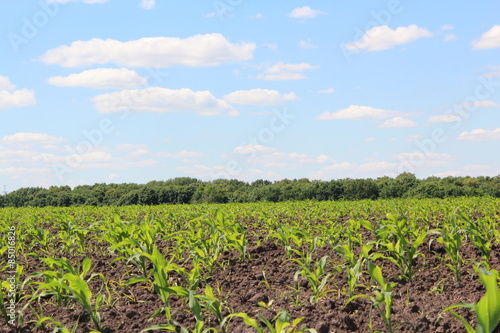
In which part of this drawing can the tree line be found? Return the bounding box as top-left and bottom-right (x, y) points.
(1, 173), (499, 208)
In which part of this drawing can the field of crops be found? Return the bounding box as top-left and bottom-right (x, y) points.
(1, 197), (500, 333)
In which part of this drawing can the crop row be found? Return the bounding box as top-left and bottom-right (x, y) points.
(0, 197), (499, 332)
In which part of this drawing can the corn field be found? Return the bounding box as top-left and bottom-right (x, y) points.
(1, 197), (500, 332)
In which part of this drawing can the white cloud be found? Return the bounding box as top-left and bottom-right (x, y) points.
(223, 89), (297, 106)
(0, 75), (16, 90)
(91, 87), (237, 116)
(39, 34), (255, 68)
(108, 173), (119, 181)
(444, 34), (458, 41)
(256, 62), (319, 80)
(378, 117), (417, 128)
(0, 167), (51, 177)
(48, 68), (147, 89)
(233, 145), (278, 155)
(345, 25), (432, 51)
(358, 161), (398, 173)
(311, 160), (398, 179)
(315, 105), (402, 120)
(394, 152), (452, 162)
(407, 134), (423, 142)
(441, 25), (455, 31)
(458, 128), (500, 141)
(298, 40), (317, 49)
(428, 114), (462, 123)
(231, 144), (332, 168)
(140, 0), (155, 9)
(0, 89), (36, 109)
(1, 133), (64, 145)
(317, 88), (335, 94)
(288, 6), (325, 19)
(364, 137), (376, 142)
(484, 71), (500, 78)
(251, 110), (273, 116)
(0, 76), (36, 110)
(128, 149), (149, 157)
(472, 25), (500, 50)
(116, 143), (148, 151)
(460, 100), (500, 108)
(158, 151), (207, 158)
(250, 13), (265, 19)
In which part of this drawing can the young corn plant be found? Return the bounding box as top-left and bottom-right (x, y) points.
(347, 262), (396, 333)
(293, 255), (335, 304)
(226, 222), (249, 260)
(32, 258), (110, 331)
(222, 310), (318, 333)
(140, 244), (186, 324)
(436, 224), (464, 281)
(441, 268), (500, 333)
(379, 213), (428, 280)
(61, 273), (106, 332)
(344, 244), (373, 298)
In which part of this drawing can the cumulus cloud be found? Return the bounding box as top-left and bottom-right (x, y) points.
(233, 145), (277, 155)
(1, 133), (64, 145)
(441, 25), (455, 31)
(428, 114), (462, 123)
(158, 151), (207, 158)
(288, 6), (325, 19)
(250, 13), (265, 19)
(91, 87), (237, 116)
(345, 25), (432, 51)
(298, 40), (317, 49)
(458, 128), (500, 141)
(48, 68), (147, 89)
(140, 0), (155, 9)
(116, 143), (148, 151)
(39, 34), (255, 68)
(472, 25), (500, 49)
(378, 117), (417, 128)
(394, 152), (452, 163)
(0, 76), (36, 110)
(460, 100), (500, 108)
(315, 105), (402, 120)
(223, 89), (297, 106)
(0, 75), (16, 90)
(317, 88), (335, 94)
(0, 90), (36, 109)
(444, 34), (458, 41)
(310, 160), (398, 179)
(232, 144), (331, 168)
(256, 62), (319, 80)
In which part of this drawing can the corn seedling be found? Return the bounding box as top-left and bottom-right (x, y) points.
(222, 310), (318, 333)
(347, 262), (396, 333)
(293, 255), (334, 304)
(442, 268), (500, 333)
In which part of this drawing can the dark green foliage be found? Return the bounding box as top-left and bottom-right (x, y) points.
(0, 174), (498, 207)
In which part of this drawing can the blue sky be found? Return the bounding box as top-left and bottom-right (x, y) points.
(1, 0), (499, 191)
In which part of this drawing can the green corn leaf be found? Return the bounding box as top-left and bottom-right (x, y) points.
(476, 269), (500, 333)
(140, 324), (177, 332)
(63, 273), (92, 310)
(368, 262), (387, 291)
(223, 313), (263, 333)
(189, 291), (203, 322)
(81, 257), (92, 277)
